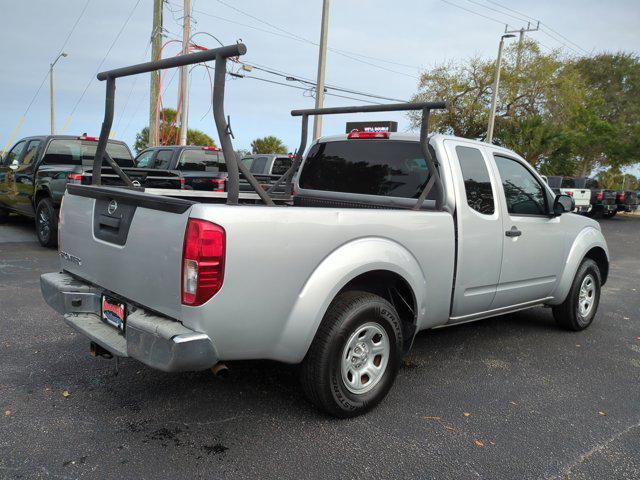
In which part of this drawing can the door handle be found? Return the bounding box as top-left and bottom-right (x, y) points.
(505, 226), (522, 237)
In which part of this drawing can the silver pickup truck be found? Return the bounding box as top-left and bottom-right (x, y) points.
(40, 44), (609, 418)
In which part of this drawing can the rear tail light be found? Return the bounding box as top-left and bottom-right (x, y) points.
(211, 178), (225, 192)
(57, 195), (64, 253)
(66, 173), (83, 184)
(180, 177), (185, 189)
(347, 131), (389, 139)
(566, 191), (573, 196)
(596, 192), (603, 201)
(617, 193), (625, 201)
(182, 219), (226, 306)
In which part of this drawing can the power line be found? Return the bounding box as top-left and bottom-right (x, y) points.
(440, 0), (510, 28)
(210, 0), (421, 70)
(483, 0), (589, 54)
(66, 0), (142, 118)
(180, 1), (421, 79)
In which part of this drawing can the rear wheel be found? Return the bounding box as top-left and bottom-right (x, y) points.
(300, 291), (403, 418)
(35, 197), (58, 248)
(552, 259), (601, 331)
(603, 210), (617, 218)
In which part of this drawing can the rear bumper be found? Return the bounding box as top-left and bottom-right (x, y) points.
(575, 204), (591, 213)
(40, 272), (218, 372)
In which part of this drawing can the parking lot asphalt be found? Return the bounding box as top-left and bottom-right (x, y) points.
(1, 214), (639, 480)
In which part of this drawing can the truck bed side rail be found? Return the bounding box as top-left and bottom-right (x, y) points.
(92, 43), (275, 206)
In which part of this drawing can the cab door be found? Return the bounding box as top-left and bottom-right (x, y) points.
(446, 140), (503, 319)
(490, 153), (565, 308)
(0, 140), (27, 210)
(13, 139), (42, 216)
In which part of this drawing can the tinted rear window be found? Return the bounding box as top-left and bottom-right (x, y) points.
(272, 157), (292, 175)
(561, 177), (576, 188)
(42, 140), (133, 166)
(299, 140), (430, 198)
(546, 176), (562, 188)
(178, 149), (226, 172)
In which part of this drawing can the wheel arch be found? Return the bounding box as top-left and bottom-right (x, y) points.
(272, 237), (427, 363)
(548, 226), (609, 305)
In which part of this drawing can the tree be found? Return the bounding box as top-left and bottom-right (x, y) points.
(410, 43), (640, 177)
(134, 108), (216, 153)
(250, 136), (288, 155)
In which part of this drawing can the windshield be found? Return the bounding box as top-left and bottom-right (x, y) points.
(42, 139), (133, 166)
(299, 140), (431, 198)
(178, 149), (226, 172)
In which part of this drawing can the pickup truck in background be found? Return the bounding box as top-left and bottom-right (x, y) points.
(239, 153), (294, 192)
(614, 190), (639, 215)
(0, 135), (134, 247)
(575, 178), (618, 218)
(546, 176), (591, 214)
(40, 45), (610, 418)
(132, 145), (227, 191)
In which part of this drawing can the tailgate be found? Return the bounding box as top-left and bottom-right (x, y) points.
(565, 188), (590, 205)
(59, 185), (194, 319)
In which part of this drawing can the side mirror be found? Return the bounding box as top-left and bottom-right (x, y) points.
(553, 194), (574, 216)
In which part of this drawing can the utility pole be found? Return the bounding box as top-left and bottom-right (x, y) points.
(486, 33), (515, 144)
(312, 0), (330, 140)
(49, 52), (67, 135)
(148, 0), (163, 147)
(505, 21), (540, 72)
(178, 0), (191, 145)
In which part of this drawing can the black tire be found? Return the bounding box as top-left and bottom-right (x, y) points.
(552, 259), (601, 331)
(35, 197), (58, 248)
(588, 206), (603, 219)
(300, 291), (403, 418)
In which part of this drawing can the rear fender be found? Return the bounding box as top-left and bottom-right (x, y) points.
(547, 226), (609, 305)
(272, 237), (427, 363)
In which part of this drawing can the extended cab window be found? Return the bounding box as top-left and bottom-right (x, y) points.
(299, 140), (431, 198)
(494, 155), (547, 215)
(42, 139), (133, 166)
(154, 150), (173, 169)
(561, 177), (576, 188)
(456, 146), (494, 215)
(271, 157), (292, 175)
(178, 149), (226, 172)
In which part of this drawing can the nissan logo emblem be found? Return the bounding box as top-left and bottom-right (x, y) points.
(107, 200), (118, 215)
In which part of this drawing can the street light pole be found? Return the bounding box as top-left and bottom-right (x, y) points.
(486, 34), (514, 143)
(312, 0), (330, 140)
(178, 0), (191, 146)
(50, 52), (68, 135)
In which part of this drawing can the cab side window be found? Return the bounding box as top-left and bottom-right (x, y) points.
(21, 140), (41, 167)
(456, 146), (494, 215)
(135, 150), (155, 168)
(4, 140), (26, 166)
(494, 155), (547, 215)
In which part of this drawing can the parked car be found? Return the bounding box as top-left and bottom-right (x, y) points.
(132, 145), (227, 191)
(546, 176), (591, 214)
(0, 135), (134, 246)
(239, 154), (294, 192)
(39, 45), (610, 418)
(614, 190), (639, 215)
(575, 178), (617, 218)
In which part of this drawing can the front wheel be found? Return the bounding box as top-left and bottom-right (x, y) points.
(300, 291), (403, 418)
(552, 259), (601, 331)
(35, 197), (58, 248)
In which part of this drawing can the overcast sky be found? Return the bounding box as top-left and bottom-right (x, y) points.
(1, 0), (639, 171)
